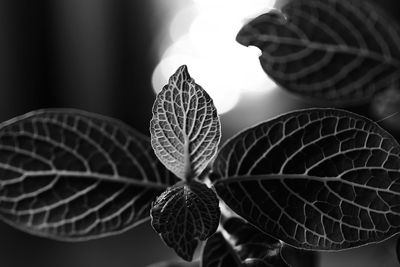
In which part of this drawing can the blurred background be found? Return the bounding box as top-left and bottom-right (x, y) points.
(0, 0), (399, 266)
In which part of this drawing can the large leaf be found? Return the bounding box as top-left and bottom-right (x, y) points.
(237, 0), (400, 104)
(0, 109), (178, 240)
(151, 181), (220, 261)
(150, 65), (221, 180)
(202, 217), (289, 267)
(211, 108), (400, 250)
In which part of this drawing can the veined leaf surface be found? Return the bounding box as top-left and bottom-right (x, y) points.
(211, 108), (400, 250)
(0, 109), (178, 240)
(151, 181), (220, 261)
(150, 65), (221, 180)
(237, 0), (400, 104)
(202, 217), (289, 267)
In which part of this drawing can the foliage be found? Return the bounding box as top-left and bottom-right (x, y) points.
(0, 0), (399, 266)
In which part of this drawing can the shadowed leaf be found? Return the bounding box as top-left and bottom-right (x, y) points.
(150, 65), (221, 180)
(237, 0), (400, 104)
(211, 108), (400, 250)
(151, 181), (220, 261)
(0, 109), (178, 240)
(202, 217), (289, 267)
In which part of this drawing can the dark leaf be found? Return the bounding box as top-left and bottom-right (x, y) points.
(237, 0), (400, 104)
(280, 245), (318, 267)
(211, 108), (400, 250)
(202, 217), (289, 267)
(151, 181), (220, 261)
(150, 65), (221, 180)
(0, 109), (178, 240)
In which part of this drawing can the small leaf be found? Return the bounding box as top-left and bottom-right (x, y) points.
(150, 65), (221, 180)
(151, 181), (220, 261)
(237, 0), (400, 104)
(0, 109), (178, 240)
(202, 217), (289, 267)
(211, 108), (400, 250)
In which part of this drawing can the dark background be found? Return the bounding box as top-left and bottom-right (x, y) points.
(0, 0), (399, 266)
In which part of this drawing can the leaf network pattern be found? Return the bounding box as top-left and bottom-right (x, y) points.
(150, 65), (220, 180)
(211, 108), (400, 250)
(237, 0), (400, 104)
(0, 110), (177, 240)
(151, 181), (220, 261)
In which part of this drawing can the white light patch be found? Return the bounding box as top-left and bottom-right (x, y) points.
(152, 55), (240, 114)
(152, 0), (277, 114)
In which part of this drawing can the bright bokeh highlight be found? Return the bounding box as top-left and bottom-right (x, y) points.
(152, 0), (277, 114)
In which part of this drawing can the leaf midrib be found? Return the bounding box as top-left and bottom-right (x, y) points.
(256, 35), (400, 67)
(213, 173), (400, 196)
(0, 169), (168, 189)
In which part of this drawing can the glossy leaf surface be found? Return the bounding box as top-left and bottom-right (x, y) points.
(211, 108), (400, 250)
(151, 181), (220, 261)
(237, 0), (400, 104)
(202, 217), (289, 267)
(150, 65), (220, 180)
(0, 109), (178, 240)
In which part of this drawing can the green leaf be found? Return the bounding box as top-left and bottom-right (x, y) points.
(202, 217), (289, 267)
(151, 181), (220, 261)
(211, 108), (400, 250)
(150, 65), (221, 180)
(236, 0), (400, 104)
(0, 109), (178, 241)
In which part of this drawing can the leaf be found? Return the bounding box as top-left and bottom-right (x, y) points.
(236, 0), (400, 104)
(279, 245), (318, 267)
(370, 87), (400, 131)
(150, 65), (221, 180)
(0, 109), (178, 240)
(202, 217), (289, 267)
(211, 108), (400, 250)
(150, 181), (220, 261)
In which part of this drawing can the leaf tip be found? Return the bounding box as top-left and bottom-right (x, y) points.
(175, 64), (191, 78)
(236, 11), (287, 48)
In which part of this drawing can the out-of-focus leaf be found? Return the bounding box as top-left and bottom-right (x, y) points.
(370, 87), (400, 132)
(211, 108), (400, 250)
(146, 260), (200, 267)
(237, 0), (400, 104)
(151, 181), (220, 261)
(150, 65), (221, 180)
(0, 109), (178, 240)
(202, 217), (289, 267)
(280, 245), (318, 267)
